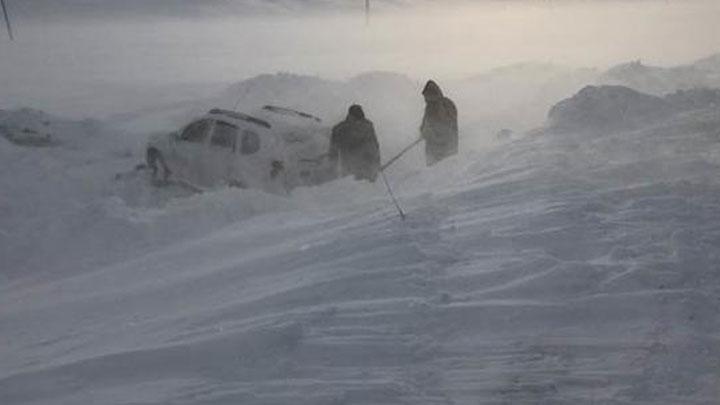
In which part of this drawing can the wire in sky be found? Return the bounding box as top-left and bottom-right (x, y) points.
(1, 0), (13, 40)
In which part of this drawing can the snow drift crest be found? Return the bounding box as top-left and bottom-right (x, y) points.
(547, 84), (720, 133)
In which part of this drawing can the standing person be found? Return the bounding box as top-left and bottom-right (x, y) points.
(328, 104), (381, 182)
(420, 80), (458, 166)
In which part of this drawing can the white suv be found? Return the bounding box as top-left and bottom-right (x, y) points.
(146, 106), (334, 194)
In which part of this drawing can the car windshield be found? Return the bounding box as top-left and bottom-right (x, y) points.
(210, 121), (238, 150)
(179, 119), (211, 143)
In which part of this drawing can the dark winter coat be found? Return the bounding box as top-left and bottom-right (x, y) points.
(420, 80), (458, 166)
(329, 105), (381, 182)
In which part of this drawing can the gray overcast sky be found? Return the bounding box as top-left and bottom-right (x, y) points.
(6, 0), (396, 20)
(2, 0), (719, 118)
(3, 0), (670, 20)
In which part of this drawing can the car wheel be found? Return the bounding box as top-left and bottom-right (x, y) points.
(228, 179), (246, 189)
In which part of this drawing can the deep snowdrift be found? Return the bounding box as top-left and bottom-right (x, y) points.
(1, 97), (720, 405)
(547, 85), (675, 133)
(600, 56), (720, 96)
(547, 85), (720, 134)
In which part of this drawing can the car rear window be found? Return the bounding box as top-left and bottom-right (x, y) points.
(180, 119), (211, 143)
(211, 121), (238, 150)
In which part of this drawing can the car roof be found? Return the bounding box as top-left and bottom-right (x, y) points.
(261, 105), (322, 123)
(201, 106), (327, 139)
(205, 108), (272, 129)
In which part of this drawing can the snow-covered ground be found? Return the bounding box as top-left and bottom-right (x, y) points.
(2, 81), (720, 404)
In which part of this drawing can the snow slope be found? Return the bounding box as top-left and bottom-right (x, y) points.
(547, 85), (675, 133)
(1, 99), (720, 405)
(599, 54), (720, 96)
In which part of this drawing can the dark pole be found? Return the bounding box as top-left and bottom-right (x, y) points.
(380, 137), (422, 172)
(380, 170), (406, 221)
(1, 0), (13, 40)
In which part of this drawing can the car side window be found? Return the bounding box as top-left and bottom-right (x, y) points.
(241, 130), (261, 155)
(210, 121), (238, 150)
(179, 119), (211, 143)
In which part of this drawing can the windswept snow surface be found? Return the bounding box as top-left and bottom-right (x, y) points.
(2, 103), (720, 404)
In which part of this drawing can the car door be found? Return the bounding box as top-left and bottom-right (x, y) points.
(228, 127), (264, 190)
(171, 119), (212, 185)
(203, 119), (239, 187)
(231, 126), (288, 192)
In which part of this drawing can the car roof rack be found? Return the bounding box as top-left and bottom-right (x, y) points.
(262, 105), (322, 123)
(208, 108), (272, 129)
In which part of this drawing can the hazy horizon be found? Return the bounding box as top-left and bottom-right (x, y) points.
(4, 0), (716, 20)
(1, 0), (719, 117)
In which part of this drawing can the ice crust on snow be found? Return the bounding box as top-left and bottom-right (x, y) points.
(2, 76), (720, 405)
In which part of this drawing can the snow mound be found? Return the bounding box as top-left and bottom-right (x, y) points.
(222, 72), (421, 132)
(665, 87), (720, 111)
(692, 52), (720, 74)
(599, 57), (720, 95)
(547, 85), (675, 133)
(0, 108), (107, 148)
(451, 63), (599, 137)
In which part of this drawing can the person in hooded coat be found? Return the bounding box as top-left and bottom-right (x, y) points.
(420, 80), (458, 166)
(328, 104), (381, 182)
